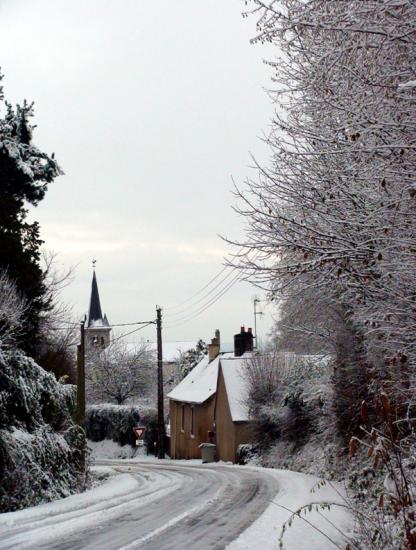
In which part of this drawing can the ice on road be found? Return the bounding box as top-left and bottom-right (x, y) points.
(0, 460), (351, 550)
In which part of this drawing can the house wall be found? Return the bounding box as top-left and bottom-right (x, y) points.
(234, 422), (255, 451)
(169, 397), (215, 459)
(215, 368), (236, 462)
(215, 366), (254, 463)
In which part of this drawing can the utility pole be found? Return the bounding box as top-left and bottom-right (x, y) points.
(156, 306), (165, 459)
(76, 317), (86, 481)
(77, 317), (86, 426)
(253, 297), (262, 349)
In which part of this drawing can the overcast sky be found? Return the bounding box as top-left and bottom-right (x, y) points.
(0, 0), (275, 346)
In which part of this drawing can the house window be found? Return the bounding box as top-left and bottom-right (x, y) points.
(190, 407), (195, 437)
(181, 404), (185, 432)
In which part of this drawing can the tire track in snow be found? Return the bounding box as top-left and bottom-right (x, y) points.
(0, 460), (279, 550)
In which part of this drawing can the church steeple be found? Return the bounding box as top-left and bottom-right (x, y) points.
(87, 271), (107, 327)
(85, 262), (111, 349)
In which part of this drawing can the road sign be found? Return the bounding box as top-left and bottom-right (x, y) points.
(133, 426), (146, 440)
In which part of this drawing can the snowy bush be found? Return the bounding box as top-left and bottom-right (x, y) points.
(0, 349), (86, 512)
(85, 403), (157, 449)
(347, 394), (416, 549)
(246, 353), (342, 478)
(236, 444), (258, 466)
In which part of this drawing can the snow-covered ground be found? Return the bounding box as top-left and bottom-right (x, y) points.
(228, 467), (352, 550)
(88, 439), (144, 460)
(0, 453), (352, 549)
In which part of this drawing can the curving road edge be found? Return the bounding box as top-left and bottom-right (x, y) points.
(0, 459), (351, 550)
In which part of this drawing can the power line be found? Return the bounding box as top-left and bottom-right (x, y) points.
(164, 250), (259, 328)
(164, 264), (230, 311)
(108, 321), (156, 327)
(49, 320), (155, 330)
(164, 271), (242, 329)
(46, 326), (78, 331)
(46, 322), (80, 329)
(164, 246), (246, 314)
(110, 322), (155, 344)
(164, 265), (238, 321)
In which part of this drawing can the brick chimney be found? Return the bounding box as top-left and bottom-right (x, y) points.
(234, 326), (254, 357)
(208, 330), (220, 362)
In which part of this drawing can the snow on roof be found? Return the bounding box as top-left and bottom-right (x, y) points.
(220, 355), (250, 422)
(167, 355), (217, 404)
(167, 352), (235, 404)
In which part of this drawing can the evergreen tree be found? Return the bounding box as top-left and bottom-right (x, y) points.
(0, 72), (61, 353)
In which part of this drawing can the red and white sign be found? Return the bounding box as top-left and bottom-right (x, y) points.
(133, 427), (146, 440)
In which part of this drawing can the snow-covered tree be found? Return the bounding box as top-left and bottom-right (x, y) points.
(231, 0), (416, 406)
(0, 349), (86, 512)
(231, 1), (416, 545)
(86, 341), (155, 405)
(0, 73), (86, 514)
(176, 339), (207, 381)
(273, 285), (341, 355)
(0, 73), (61, 354)
(0, 272), (85, 512)
(36, 251), (78, 382)
(0, 269), (27, 350)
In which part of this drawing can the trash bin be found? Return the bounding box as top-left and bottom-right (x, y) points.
(199, 443), (216, 463)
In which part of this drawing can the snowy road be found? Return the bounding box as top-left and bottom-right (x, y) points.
(0, 460), (279, 550)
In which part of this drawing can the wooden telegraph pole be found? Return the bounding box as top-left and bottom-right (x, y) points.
(156, 306), (165, 459)
(76, 317), (86, 480)
(76, 318), (86, 426)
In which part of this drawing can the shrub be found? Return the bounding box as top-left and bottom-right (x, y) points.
(245, 353), (341, 477)
(85, 403), (157, 449)
(349, 393), (416, 549)
(0, 349), (86, 512)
